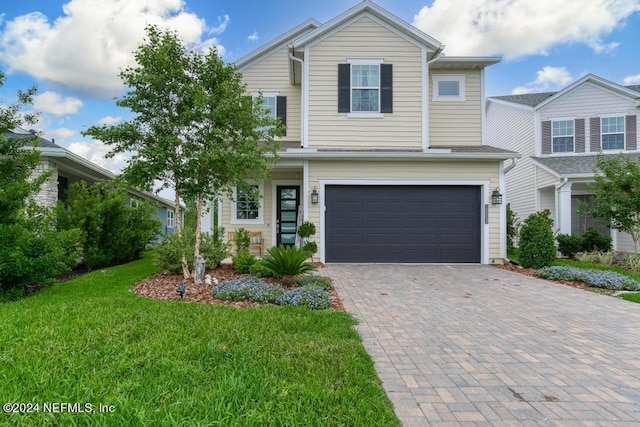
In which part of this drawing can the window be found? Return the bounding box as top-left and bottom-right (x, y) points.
(251, 92), (287, 136)
(432, 75), (465, 101)
(232, 183), (263, 224)
(552, 120), (574, 153)
(602, 116), (624, 150)
(167, 210), (175, 228)
(338, 60), (392, 116)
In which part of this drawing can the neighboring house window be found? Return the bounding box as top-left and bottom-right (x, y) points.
(552, 120), (574, 153)
(167, 210), (175, 228)
(338, 60), (392, 116)
(232, 183), (264, 224)
(251, 92), (287, 136)
(601, 116), (624, 150)
(432, 75), (465, 101)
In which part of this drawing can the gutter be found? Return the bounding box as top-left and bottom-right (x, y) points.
(277, 150), (520, 161)
(504, 158), (518, 174)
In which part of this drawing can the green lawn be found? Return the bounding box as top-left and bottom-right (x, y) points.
(0, 253), (399, 426)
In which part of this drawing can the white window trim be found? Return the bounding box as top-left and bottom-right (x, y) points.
(231, 182), (264, 225)
(347, 58), (384, 118)
(167, 210), (175, 228)
(432, 75), (465, 102)
(601, 115), (625, 151)
(551, 118), (575, 154)
(250, 91), (279, 119)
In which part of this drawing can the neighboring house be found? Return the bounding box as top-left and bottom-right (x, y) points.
(7, 127), (179, 236)
(202, 0), (518, 263)
(486, 74), (640, 252)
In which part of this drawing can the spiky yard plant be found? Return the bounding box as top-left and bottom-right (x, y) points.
(261, 246), (317, 286)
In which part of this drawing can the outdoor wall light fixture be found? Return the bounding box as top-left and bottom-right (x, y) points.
(177, 284), (186, 300)
(491, 187), (503, 205)
(311, 187), (319, 204)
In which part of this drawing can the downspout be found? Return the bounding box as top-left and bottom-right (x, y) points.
(504, 158), (518, 174)
(424, 45), (445, 150)
(288, 46), (305, 148)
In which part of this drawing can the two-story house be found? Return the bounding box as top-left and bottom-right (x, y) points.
(486, 74), (640, 252)
(202, 0), (518, 264)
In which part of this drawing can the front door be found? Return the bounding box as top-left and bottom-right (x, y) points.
(277, 186), (300, 246)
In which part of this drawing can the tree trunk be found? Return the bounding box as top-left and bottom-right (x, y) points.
(192, 192), (204, 278)
(174, 183), (190, 280)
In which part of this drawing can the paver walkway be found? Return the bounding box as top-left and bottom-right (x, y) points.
(325, 264), (640, 426)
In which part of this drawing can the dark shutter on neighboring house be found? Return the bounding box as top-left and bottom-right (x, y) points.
(626, 115), (637, 151)
(338, 64), (351, 113)
(277, 96), (287, 136)
(575, 118), (585, 153)
(380, 64), (393, 113)
(541, 121), (551, 154)
(590, 117), (601, 152)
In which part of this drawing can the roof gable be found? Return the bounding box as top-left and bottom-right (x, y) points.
(290, 0), (442, 54)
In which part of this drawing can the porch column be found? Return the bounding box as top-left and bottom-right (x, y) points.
(557, 181), (573, 235)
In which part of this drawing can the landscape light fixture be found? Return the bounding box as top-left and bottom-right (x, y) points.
(491, 187), (503, 205)
(177, 284), (186, 299)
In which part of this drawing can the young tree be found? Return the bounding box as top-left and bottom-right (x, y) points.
(585, 154), (640, 253)
(84, 26), (280, 280)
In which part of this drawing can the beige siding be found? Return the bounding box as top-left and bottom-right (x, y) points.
(241, 48), (302, 143)
(306, 160), (503, 261)
(429, 70), (483, 146)
(615, 230), (637, 253)
(486, 100), (537, 221)
(535, 166), (559, 189)
(538, 188), (556, 224)
(307, 16), (423, 150)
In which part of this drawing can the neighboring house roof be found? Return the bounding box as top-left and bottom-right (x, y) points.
(531, 153), (640, 178)
(6, 128), (175, 208)
(489, 74), (640, 108)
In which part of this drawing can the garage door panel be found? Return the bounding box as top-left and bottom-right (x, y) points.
(326, 185), (481, 263)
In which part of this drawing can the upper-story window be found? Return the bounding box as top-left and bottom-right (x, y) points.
(432, 75), (466, 102)
(338, 59), (392, 117)
(251, 92), (287, 136)
(601, 116), (624, 150)
(167, 210), (175, 228)
(552, 120), (574, 153)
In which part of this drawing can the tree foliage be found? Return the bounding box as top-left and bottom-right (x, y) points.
(0, 72), (82, 300)
(585, 154), (640, 253)
(84, 25), (280, 279)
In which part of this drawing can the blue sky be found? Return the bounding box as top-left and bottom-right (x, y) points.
(1, 0), (639, 175)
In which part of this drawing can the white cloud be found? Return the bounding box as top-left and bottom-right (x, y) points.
(49, 127), (76, 141)
(33, 91), (82, 116)
(624, 74), (640, 85)
(0, 0), (226, 97)
(247, 32), (259, 42)
(413, 0), (640, 59)
(67, 140), (130, 173)
(98, 115), (122, 126)
(511, 66), (573, 94)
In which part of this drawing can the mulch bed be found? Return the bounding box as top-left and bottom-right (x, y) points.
(132, 264), (345, 311)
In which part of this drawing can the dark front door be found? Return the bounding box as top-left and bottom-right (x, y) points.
(277, 186), (300, 246)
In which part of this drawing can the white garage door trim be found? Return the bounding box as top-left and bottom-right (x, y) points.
(318, 179), (491, 264)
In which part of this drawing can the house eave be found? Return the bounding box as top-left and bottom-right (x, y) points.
(278, 150), (520, 161)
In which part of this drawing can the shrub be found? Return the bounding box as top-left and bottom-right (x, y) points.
(297, 221), (318, 259)
(233, 228), (250, 254)
(276, 286), (331, 310)
(212, 277), (284, 304)
(556, 234), (583, 258)
(623, 254), (640, 272)
(155, 229), (230, 272)
(293, 275), (333, 290)
(249, 262), (276, 278)
(594, 251), (614, 265)
(506, 203), (521, 249)
(261, 246), (317, 284)
(539, 266), (640, 291)
(582, 227), (612, 252)
(518, 210), (556, 269)
(232, 252), (257, 274)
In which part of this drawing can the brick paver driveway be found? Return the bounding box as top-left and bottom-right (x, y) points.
(325, 264), (640, 426)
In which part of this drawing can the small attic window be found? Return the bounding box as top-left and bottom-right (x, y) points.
(433, 75), (465, 102)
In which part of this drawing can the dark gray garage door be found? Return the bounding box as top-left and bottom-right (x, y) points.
(325, 185), (481, 263)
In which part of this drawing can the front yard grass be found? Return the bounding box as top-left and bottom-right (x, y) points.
(0, 252), (399, 426)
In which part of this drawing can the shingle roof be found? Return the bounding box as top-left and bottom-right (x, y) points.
(532, 153), (640, 176)
(491, 85), (640, 108)
(5, 128), (63, 149)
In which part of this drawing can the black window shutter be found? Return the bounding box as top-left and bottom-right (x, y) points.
(626, 115), (637, 150)
(338, 64), (351, 113)
(277, 96), (287, 136)
(541, 121), (551, 154)
(380, 64), (393, 113)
